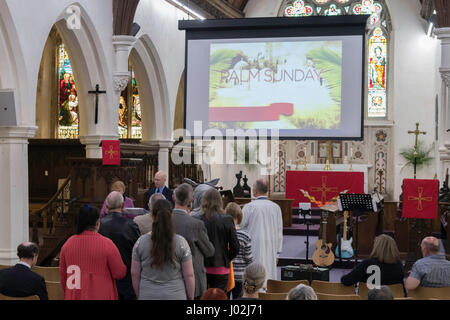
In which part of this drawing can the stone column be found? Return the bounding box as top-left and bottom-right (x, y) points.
(142, 140), (174, 186)
(79, 36), (136, 159)
(0, 126), (37, 265)
(158, 140), (173, 187)
(79, 134), (120, 159)
(435, 28), (450, 179)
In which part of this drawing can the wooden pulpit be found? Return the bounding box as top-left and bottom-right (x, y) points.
(68, 158), (143, 210)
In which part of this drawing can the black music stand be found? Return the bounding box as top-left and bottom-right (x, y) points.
(299, 207), (313, 263)
(338, 194), (377, 265)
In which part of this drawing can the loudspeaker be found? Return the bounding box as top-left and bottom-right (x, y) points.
(0, 89), (17, 126)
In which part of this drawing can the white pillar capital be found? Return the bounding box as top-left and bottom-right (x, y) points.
(0, 126), (38, 142)
(79, 134), (120, 159)
(112, 35), (136, 92)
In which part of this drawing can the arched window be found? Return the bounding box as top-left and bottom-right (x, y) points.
(57, 43), (79, 139)
(284, 0), (391, 118)
(118, 65), (142, 139)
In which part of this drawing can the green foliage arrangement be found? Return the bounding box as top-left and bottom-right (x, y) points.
(400, 141), (434, 170)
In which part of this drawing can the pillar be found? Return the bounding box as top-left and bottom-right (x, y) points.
(0, 126), (37, 265)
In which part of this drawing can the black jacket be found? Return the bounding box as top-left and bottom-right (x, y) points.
(144, 187), (174, 210)
(0, 264), (48, 300)
(198, 213), (240, 269)
(99, 212), (141, 284)
(341, 258), (405, 286)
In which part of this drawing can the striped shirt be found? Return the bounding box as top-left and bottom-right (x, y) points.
(233, 229), (253, 282)
(410, 254), (450, 288)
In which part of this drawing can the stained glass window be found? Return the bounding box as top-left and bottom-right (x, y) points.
(57, 44), (79, 139)
(118, 67), (142, 139)
(284, 0), (390, 118)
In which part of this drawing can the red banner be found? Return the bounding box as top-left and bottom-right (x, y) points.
(286, 171), (364, 208)
(209, 103), (294, 122)
(402, 179), (438, 219)
(102, 140), (120, 166)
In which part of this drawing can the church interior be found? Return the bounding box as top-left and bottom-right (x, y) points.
(0, 0), (449, 301)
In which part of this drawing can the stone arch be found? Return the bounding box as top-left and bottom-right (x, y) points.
(0, 1), (29, 126)
(129, 35), (172, 141)
(35, 2), (115, 138)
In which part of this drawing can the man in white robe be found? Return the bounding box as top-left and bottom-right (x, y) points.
(240, 179), (283, 285)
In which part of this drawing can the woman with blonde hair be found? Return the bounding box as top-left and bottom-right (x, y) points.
(225, 202), (253, 299)
(235, 263), (265, 300)
(100, 180), (135, 219)
(195, 188), (240, 293)
(341, 234), (404, 286)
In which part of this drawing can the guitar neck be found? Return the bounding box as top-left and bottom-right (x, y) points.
(322, 213), (328, 243)
(343, 211), (348, 241)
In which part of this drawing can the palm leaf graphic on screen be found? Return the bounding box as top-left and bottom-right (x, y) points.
(284, 47), (342, 130)
(209, 49), (245, 104)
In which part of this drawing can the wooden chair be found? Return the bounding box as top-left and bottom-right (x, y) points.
(358, 283), (406, 300)
(317, 293), (361, 300)
(258, 292), (288, 300)
(311, 280), (356, 295)
(0, 293), (39, 300)
(45, 281), (64, 300)
(0, 265), (12, 270)
(32, 266), (60, 282)
(266, 279), (309, 293)
(407, 286), (450, 300)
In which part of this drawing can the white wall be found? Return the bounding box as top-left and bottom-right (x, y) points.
(243, 0), (443, 200)
(134, 0), (190, 139)
(3, 0), (116, 130)
(387, 0), (441, 199)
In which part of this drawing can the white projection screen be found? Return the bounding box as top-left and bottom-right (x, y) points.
(179, 16), (368, 140)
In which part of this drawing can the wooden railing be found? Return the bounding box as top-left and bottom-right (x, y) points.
(29, 177), (80, 266)
(30, 176), (72, 244)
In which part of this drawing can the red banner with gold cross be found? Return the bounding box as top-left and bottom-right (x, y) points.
(402, 179), (438, 219)
(285, 171), (364, 208)
(102, 140), (120, 166)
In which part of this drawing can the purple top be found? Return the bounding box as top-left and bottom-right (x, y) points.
(100, 196), (135, 220)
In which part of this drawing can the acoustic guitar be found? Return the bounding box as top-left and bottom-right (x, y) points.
(335, 211), (354, 259)
(312, 212), (335, 267)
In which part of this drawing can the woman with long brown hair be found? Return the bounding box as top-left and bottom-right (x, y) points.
(341, 234), (404, 286)
(131, 199), (194, 300)
(196, 188), (240, 293)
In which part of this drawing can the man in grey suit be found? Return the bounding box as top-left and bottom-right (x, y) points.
(172, 183), (215, 299)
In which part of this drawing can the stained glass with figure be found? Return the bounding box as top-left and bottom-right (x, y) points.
(118, 68), (142, 139)
(284, 0), (390, 118)
(58, 44), (79, 139)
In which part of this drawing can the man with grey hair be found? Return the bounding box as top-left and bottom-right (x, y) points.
(287, 284), (317, 300)
(172, 183), (215, 299)
(144, 171), (174, 210)
(100, 191), (141, 300)
(405, 236), (450, 290)
(367, 286), (394, 300)
(241, 178), (283, 285)
(134, 193), (165, 234)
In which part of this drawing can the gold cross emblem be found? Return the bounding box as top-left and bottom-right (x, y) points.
(408, 187), (432, 211)
(310, 176), (338, 202)
(105, 145), (118, 159)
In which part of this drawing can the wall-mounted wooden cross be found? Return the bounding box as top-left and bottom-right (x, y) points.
(88, 84), (106, 124)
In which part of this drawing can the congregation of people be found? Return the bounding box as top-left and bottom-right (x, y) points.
(0, 171), (449, 300)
